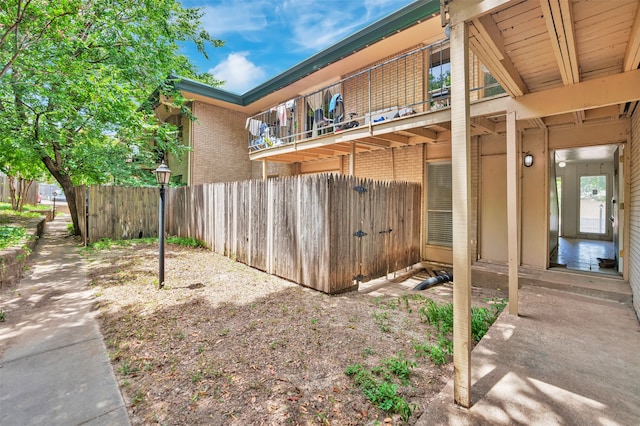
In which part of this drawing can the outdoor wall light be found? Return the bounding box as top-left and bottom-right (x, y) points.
(154, 161), (171, 289)
(523, 153), (534, 168)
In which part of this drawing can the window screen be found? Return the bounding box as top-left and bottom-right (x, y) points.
(427, 162), (452, 247)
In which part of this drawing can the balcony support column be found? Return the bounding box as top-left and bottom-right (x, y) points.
(262, 160), (268, 180)
(506, 110), (519, 315)
(450, 20), (472, 409)
(349, 143), (356, 176)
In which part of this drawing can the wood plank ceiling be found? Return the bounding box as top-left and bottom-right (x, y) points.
(470, 0), (640, 127)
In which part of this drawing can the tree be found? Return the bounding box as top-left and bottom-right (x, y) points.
(0, 135), (46, 211)
(0, 0), (222, 234)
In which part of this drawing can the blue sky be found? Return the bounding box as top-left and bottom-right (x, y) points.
(179, 0), (416, 94)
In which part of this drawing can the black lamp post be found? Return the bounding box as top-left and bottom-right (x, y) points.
(154, 161), (171, 289)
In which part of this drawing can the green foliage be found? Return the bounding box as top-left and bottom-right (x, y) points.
(372, 310), (392, 332)
(418, 300), (454, 335)
(383, 353), (416, 385)
(0, 203), (42, 223)
(67, 223), (75, 235)
(86, 236), (205, 251)
(414, 340), (449, 365)
(0, 310), (5, 322)
(0, 0), (224, 229)
(345, 361), (415, 422)
(0, 226), (26, 250)
(414, 298), (506, 365)
(166, 236), (206, 248)
(471, 299), (507, 342)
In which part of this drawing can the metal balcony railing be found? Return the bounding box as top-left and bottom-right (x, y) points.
(247, 39), (504, 152)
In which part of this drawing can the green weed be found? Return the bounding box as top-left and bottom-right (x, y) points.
(372, 310), (392, 333)
(86, 236), (205, 251)
(345, 363), (415, 422)
(0, 226), (26, 250)
(383, 353), (416, 384)
(418, 300), (454, 334)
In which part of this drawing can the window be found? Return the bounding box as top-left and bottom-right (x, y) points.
(579, 175), (607, 234)
(427, 162), (452, 247)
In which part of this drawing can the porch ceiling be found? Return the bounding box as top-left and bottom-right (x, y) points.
(467, 0), (640, 125)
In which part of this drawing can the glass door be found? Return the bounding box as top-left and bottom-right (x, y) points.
(579, 175), (607, 235)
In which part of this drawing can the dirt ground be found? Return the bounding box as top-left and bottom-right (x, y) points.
(85, 243), (506, 425)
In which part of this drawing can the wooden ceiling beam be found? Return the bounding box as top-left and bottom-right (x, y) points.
(371, 132), (410, 145)
(471, 117), (497, 134)
(449, 0), (519, 25)
(357, 137), (395, 148)
(403, 127), (438, 141)
(540, 0), (580, 85)
(508, 69), (640, 120)
(469, 16), (528, 97)
(623, 3), (640, 71)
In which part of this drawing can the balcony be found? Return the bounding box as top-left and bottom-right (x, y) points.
(247, 39), (505, 161)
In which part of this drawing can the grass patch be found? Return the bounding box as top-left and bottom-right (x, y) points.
(345, 354), (416, 422)
(86, 236), (206, 251)
(414, 298), (507, 365)
(0, 226), (26, 250)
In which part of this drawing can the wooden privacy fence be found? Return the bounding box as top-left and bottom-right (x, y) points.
(78, 175), (421, 294)
(168, 174), (421, 294)
(81, 185), (159, 244)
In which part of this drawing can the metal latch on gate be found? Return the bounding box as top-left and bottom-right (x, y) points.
(379, 228), (392, 234)
(353, 230), (367, 238)
(353, 274), (366, 281)
(353, 185), (367, 193)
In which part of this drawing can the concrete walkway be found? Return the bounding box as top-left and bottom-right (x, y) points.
(418, 285), (640, 425)
(0, 217), (129, 425)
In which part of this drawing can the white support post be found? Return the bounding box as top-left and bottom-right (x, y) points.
(450, 21), (472, 409)
(262, 159), (268, 180)
(349, 143), (356, 176)
(506, 110), (519, 315)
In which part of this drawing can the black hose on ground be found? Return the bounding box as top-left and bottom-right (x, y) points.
(413, 271), (453, 291)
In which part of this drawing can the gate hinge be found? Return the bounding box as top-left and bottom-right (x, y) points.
(379, 228), (392, 234)
(353, 274), (366, 281)
(353, 185), (367, 193)
(353, 230), (367, 238)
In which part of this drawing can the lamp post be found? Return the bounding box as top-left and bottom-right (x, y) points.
(52, 191), (57, 219)
(154, 162), (171, 289)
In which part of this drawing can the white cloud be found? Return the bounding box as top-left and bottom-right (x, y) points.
(209, 52), (267, 94)
(197, 2), (269, 36)
(279, 0), (409, 52)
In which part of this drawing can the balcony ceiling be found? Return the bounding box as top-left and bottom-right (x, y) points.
(467, 0), (640, 125)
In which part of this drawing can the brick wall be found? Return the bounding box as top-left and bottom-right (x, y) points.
(250, 161), (296, 179)
(337, 145), (424, 183)
(190, 101), (251, 185)
(629, 108), (640, 319)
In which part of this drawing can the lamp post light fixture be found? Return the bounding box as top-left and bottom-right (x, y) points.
(154, 161), (171, 289)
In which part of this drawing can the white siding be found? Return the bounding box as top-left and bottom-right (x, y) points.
(629, 108), (640, 319)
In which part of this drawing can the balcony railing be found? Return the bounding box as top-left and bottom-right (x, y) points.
(247, 39), (504, 152)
